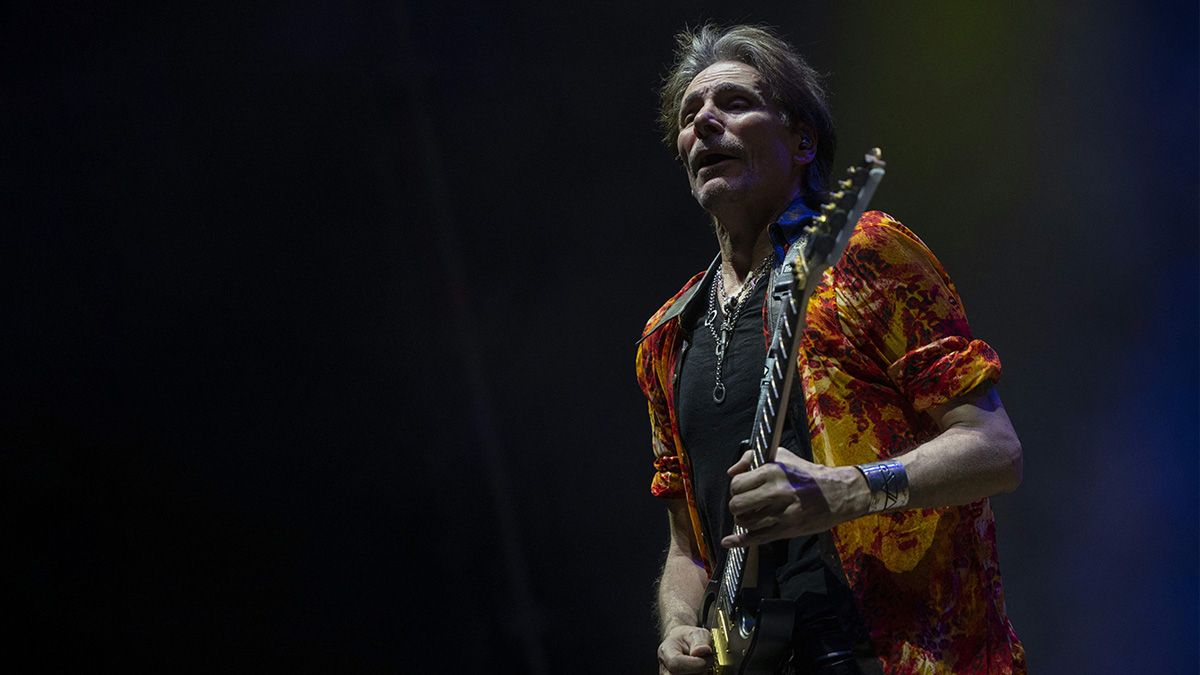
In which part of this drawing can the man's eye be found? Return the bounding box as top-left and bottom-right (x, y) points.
(681, 113), (695, 126)
(727, 97), (750, 109)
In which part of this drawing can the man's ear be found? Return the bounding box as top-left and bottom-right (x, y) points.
(793, 125), (817, 165)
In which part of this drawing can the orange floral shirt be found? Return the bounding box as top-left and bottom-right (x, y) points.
(636, 212), (1025, 673)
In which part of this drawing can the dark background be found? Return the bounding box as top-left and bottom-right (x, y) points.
(6, 1), (1197, 672)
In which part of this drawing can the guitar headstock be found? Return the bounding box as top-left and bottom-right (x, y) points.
(795, 148), (886, 291)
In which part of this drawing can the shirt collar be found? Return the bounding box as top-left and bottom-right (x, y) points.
(768, 196), (818, 264)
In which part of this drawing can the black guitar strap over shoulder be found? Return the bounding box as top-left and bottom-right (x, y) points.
(766, 236), (816, 464)
(765, 235), (805, 348)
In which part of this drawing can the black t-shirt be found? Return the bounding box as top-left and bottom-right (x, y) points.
(677, 275), (798, 565)
(678, 271), (856, 631)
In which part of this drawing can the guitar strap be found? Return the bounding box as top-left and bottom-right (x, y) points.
(766, 235), (815, 464)
(765, 237), (800, 355)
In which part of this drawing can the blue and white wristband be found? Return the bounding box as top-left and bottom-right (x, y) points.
(855, 459), (910, 513)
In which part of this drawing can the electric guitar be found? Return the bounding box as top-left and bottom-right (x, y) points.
(700, 148), (887, 674)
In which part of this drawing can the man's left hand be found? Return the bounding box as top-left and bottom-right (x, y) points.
(720, 447), (868, 548)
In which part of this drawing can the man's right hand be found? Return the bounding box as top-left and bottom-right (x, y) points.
(657, 625), (713, 674)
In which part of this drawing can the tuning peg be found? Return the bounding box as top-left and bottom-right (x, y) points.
(847, 166), (858, 174)
(813, 214), (828, 224)
(821, 202), (837, 212)
(830, 190), (845, 201)
(837, 179), (853, 190)
(870, 147), (882, 159)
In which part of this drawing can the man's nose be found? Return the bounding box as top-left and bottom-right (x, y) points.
(693, 104), (723, 139)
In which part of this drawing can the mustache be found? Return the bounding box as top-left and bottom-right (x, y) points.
(689, 141), (745, 172)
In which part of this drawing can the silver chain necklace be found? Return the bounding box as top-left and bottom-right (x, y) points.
(702, 254), (773, 404)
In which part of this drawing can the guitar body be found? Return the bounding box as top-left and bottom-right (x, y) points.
(702, 579), (795, 674)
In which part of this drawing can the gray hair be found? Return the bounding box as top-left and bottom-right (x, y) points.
(659, 23), (837, 206)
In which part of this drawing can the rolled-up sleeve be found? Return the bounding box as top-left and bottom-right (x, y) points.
(636, 304), (687, 500)
(650, 453), (684, 498)
(887, 335), (1001, 411)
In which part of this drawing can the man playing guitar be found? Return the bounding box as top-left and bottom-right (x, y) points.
(637, 24), (1026, 674)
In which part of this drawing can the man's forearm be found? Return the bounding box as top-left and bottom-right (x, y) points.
(656, 548), (709, 637)
(724, 386), (1024, 548)
(838, 386), (1023, 517)
(657, 501), (711, 637)
(891, 415), (1021, 509)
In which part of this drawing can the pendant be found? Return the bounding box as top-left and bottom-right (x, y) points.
(704, 308), (718, 327)
(713, 382), (726, 404)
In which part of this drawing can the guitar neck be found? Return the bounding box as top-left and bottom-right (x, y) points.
(750, 268), (810, 469)
(713, 261), (813, 616)
(713, 151), (886, 618)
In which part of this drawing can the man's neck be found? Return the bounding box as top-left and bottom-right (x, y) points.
(714, 225), (773, 283)
(709, 191), (800, 283)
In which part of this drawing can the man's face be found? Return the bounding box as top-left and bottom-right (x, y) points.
(676, 61), (811, 213)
